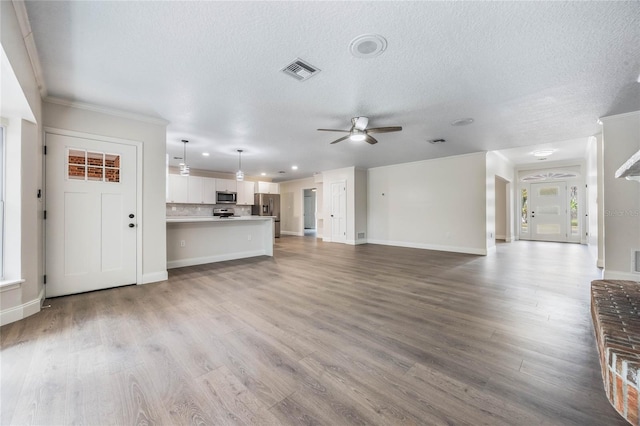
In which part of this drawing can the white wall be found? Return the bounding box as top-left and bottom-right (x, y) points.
(486, 151), (515, 249)
(43, 100), (169, 284)
(354, 168), (367, 244)
(367, 153), (488, 255)
(280, 176), (321, 237)
(495, 177), (507, 240)
(601, 111), (640, 280)
(1, 1), (45, 325)
(586, 134), (603, 266)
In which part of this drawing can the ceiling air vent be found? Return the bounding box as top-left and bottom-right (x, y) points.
(281, 58), (320, 81)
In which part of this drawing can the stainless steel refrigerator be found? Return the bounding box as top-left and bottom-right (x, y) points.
(252, 193), (280, 237)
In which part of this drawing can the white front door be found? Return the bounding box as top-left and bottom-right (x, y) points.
(46, 133), (138, 297)
(530, 181), (567, 242)
(330, 182), (346, 242)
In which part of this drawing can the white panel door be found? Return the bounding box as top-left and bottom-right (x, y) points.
(530, 182), (567, 242)
(330, 182), (346, 242)
(46, 133), (137, 297)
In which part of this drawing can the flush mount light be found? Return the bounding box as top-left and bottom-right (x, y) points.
(261, 172), (266, 176)
(451, 118), (474, 126)
(202, 152), (210, 157)
(349, 34), (387, 59)
(291, 165), (298, 170)
(533, 149), (555, 157)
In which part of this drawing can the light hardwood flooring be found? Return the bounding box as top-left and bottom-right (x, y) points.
(1, 237), (626, 425)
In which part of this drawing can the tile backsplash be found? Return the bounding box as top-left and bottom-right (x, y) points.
(166, 204), (252, 217)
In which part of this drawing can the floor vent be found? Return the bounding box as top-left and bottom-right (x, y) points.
(358, 232), (365, 239)
(281, 58), (320, 81)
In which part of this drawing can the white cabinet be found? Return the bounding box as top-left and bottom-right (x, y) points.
(256, 181), (279, 194)
(167, 174), (188, 203)
(216, 179), (237, 193)
(236, 181), (255, 205)
(203, 177), (217, 204)
(187, 176), (204, 203)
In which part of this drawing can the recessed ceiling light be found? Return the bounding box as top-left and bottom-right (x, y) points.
(533, 149), (555, 157)
(261, 172), (266, 176)
(291, 165), (298, 170)
(349, 34), (387, 59)
(451, 118), (474, 126)
(596, 118), (603, 125)
(202, 152), (209, 157)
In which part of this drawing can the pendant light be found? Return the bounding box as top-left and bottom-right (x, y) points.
(179, 140), (190, 176)
(236, 149), (244, 181)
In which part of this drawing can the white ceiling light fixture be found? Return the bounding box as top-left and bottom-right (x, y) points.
(202, 152), (210, 157)
(291, 165), (298, 170)
(451, 118), (474, 126)
(260, 172), (266, 176)
(236, 149), (244, 181)
(179, 140), (190, 176)
(533, 149), (555, 157)
(349, 130), (366, 142)
(350, 34), (387, 59)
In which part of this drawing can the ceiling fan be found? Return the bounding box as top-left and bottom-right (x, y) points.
(318, 117), (402, 145)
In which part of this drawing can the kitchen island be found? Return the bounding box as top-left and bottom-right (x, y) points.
(166, 216), (274, 269)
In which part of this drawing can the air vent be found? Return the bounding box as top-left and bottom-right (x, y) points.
(428, 139), (446, 144)
(281, 58), (320, 81)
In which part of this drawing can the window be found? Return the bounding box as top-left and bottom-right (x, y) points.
(520, 188), (528, 234)
(570, 185), (579, 236)
(67, 148), (120, 183)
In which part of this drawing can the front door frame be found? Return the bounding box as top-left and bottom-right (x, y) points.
(44, 127), (144, 288)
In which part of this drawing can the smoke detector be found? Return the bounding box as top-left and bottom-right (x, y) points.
(350, 34), (387, 59)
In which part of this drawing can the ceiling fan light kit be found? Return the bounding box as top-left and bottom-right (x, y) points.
(318, 116), (402, 145)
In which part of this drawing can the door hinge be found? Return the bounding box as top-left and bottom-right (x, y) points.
(43, 210), (47, 220)
(43, 275), (46, 284)
(43, 146), (47, 155)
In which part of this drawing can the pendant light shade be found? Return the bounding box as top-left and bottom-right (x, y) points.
(179, 140), (190, 176)
(236, 149), (244, 181)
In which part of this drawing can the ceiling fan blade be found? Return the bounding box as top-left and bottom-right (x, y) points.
(364, 135), (378, 145)
(330, 135), (351, 144)
(318, 128), (350, 132)
(354, 117), (369, 131)
(365, 126), (402, 134)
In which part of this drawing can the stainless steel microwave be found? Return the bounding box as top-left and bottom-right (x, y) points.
(216, 191), (237, 204)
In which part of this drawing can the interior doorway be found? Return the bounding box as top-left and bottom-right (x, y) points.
(303, 188), (317, 237)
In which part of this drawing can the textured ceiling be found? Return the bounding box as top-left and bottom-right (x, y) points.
(24, 1), (640, 181)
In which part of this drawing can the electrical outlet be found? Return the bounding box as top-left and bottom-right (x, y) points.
(180, 240), (186, 247)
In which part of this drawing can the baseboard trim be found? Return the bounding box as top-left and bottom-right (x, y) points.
(141, 271), (169, 284)
(167, 250), (268, 269)
(496, 234), (506, 240)
(602, 269), (640, 282)
(281, 231), (303, 236)
(367, 239), (487, 255)
(1, 286), (45, 326)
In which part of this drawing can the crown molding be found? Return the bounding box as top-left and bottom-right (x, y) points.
(12, 0), (47, 98)
(44, 96), (170, 126)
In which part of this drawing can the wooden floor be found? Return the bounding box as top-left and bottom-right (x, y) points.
(1, 237), (627, 425)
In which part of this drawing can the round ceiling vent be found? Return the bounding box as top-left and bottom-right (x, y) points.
(350, 34), (387, 59)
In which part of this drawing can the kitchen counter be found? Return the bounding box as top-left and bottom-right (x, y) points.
(166, 216), (274, 223)
(166, 216), (274, 269)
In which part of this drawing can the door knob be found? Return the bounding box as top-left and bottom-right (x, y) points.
(129, 214), (135, 218)
(129, 223), (135, 228)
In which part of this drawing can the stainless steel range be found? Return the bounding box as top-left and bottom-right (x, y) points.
(213, 208), (235, 218)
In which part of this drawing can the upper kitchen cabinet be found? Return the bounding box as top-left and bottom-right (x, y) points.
(187, 176), (205, 203)
(216, 178), (237, 193)
(256, 181), (279, 194)
(236, 181), (255, 205)
(203, 178), (217, 204)
(167, 174), (188, 203)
